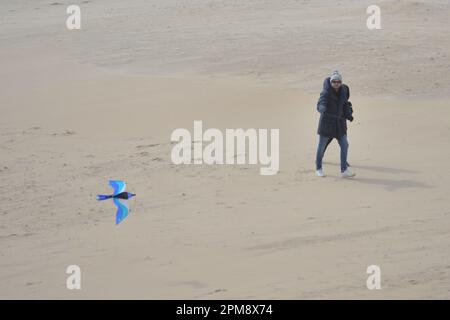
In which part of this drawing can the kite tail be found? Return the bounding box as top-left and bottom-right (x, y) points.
(97, 194), (112, 201)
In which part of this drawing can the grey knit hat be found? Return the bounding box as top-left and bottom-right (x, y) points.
(330, 70), (342, 83)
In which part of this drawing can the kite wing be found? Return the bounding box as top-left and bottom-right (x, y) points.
(113, 198), (130, 225)
(109, 180), (126, 195)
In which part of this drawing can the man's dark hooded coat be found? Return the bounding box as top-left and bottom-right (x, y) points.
(317, 77), (353, 138)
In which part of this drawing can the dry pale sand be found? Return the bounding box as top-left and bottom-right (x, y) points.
(1, 0), (450, 299)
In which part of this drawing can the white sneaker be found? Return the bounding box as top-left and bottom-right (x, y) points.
(341, 168), (356, 178)
(316, 169), (325, 177)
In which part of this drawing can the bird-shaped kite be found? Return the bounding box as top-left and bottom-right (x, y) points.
(97, 180), (136, 225)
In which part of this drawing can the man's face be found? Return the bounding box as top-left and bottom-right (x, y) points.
(331, 80), (342, 90)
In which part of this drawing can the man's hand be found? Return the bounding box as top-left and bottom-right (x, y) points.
(317, 104), (327, 113)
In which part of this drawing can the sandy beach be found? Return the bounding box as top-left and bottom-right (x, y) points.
(1, 0), (450, 299)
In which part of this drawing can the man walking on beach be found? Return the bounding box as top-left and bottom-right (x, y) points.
(315, 71), (355, 178)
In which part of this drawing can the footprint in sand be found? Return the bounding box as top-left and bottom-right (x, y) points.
(136, 143), (160, 149)
(26, 281), (43, 286)
(138, 151), (149, 157)
(203, 288), (227, 296)
(51, 130), (76, 136)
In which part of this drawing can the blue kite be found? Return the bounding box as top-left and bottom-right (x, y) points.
(97, 180), (136, 225)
